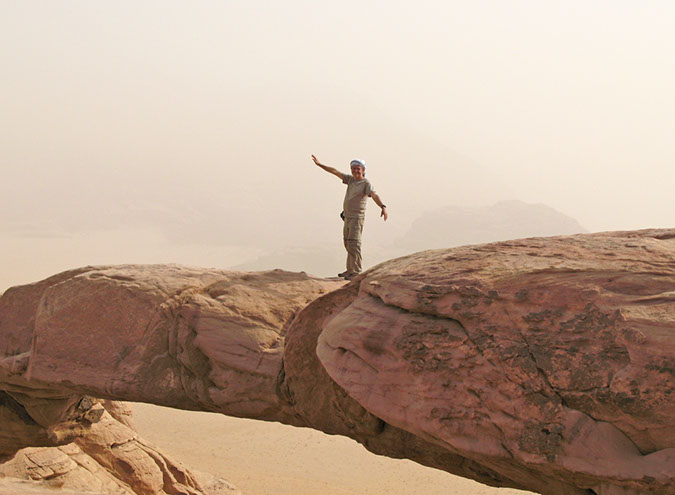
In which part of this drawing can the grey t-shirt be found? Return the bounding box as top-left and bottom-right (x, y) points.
(341, 173), (374, 218)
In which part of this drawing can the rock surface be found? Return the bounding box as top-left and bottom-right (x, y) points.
(1, 266), (337, 494)
(1, 230), (673, 495)
(314, 229), (675, 494)
(0, 399), (241, 495)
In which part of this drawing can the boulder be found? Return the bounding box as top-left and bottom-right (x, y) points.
(313, 229), (674, 494)
(0, 400), (241, 495)
(0, 265), (338, 494)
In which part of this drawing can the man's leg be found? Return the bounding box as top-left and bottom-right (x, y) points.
(343, 217), (364, 276)
(342, 220), (351, 275)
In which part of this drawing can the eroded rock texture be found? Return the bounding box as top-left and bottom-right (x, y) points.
(1, 230), (673, 495)
(0, 398), (240, 495)
(0, 266), (337, 494)
(313, 229), (675, 494)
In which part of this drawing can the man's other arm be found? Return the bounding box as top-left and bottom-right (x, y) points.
(370, 192), (388, 221)
(312, 155), (343, 179)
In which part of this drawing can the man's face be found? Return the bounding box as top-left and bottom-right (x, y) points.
(351, 165), (365, 179)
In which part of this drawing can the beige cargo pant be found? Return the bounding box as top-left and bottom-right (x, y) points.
(343, 216), (365, 274)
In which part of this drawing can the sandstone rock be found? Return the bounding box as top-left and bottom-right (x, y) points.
(0, 401), (241, 495)
(0, 266), (341, 494)
(0, 231), (673, 495)
(314, 229), (674, 494)
(11, 265), (342, 422)
(1, 443), (131, 494)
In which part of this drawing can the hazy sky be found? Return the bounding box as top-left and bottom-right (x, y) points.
(1, 1), (674, 290)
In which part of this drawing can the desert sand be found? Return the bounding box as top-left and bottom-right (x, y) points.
(132, 403), (531, 495)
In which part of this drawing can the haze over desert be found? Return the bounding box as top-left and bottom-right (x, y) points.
(1, 2), (673, 495)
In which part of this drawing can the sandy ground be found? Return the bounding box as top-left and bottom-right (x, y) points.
(132, 403), (532, 495)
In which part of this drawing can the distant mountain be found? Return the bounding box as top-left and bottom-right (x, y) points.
(392, 200), (587, 253)
(230, 200), (587, 277)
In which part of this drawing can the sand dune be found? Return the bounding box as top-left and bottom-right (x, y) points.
(132, 403), (532, 495)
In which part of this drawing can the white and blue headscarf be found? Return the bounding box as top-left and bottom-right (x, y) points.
(350, 159), (366, 169)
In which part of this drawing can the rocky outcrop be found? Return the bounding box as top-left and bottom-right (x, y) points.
(0, 266), (337, 494)
(1, 266), (341, 422)
(0, 399), (241, 495)
(0, 400), (240, 495)
(1, 230), (673, 495)
(312, 229), (674, 495)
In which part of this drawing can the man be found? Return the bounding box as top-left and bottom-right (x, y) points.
(312, 154), (388, 280)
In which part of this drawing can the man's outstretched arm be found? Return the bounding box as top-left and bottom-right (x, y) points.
(371, 192), (388, 221)
(312, 155), (343, 179)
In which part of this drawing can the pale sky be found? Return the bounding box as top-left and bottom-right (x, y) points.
(1, 1), (674, 290)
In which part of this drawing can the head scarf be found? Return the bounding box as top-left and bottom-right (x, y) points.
(350, 159), (366, 169)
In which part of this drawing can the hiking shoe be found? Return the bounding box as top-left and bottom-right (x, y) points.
(337, 271), (349, 278)
(343, 272), (359, 280)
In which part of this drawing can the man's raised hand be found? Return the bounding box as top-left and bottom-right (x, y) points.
(313, 155), (343, 179)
